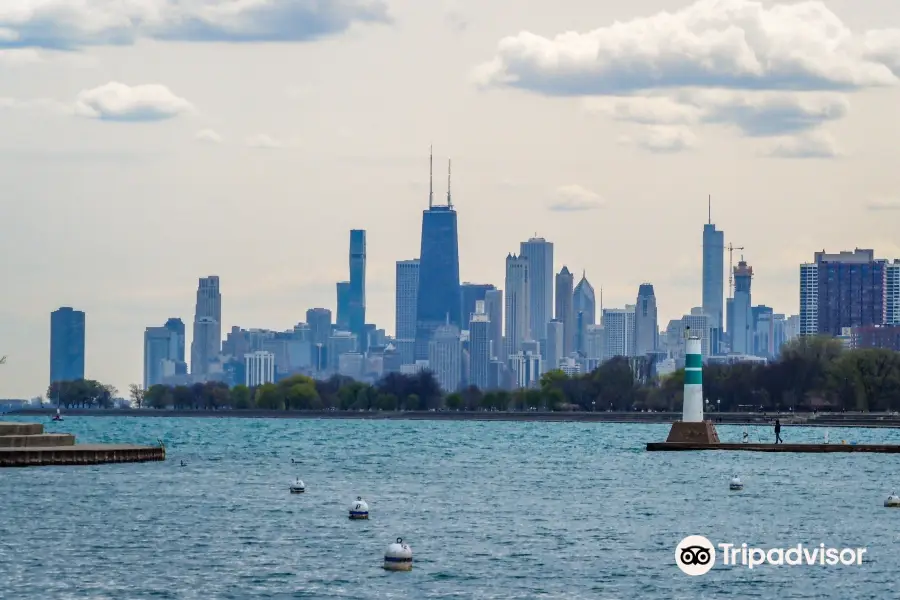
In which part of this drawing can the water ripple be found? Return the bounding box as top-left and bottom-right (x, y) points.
(1, 417), (898, 598)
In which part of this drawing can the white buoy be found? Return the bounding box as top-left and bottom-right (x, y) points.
(729, 476), (743, 491)
(289, 478), (306, 494)
(383, 537), (413, 571)
(885, 491), (900, 507)
(349, 496), (369, 520)
(824, 431), (829, 444)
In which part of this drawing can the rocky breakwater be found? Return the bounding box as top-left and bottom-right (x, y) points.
(0, 422), (165, 468)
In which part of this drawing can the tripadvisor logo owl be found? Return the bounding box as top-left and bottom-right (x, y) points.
(676, 535), (716, 576)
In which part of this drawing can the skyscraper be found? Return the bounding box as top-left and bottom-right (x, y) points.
(702, 205), (725, 353)
(602, 306), (635, 359)
(460, 283), (496, 326)
(190, 276), (221, 376)
(799, 262), (819, 336)
(505, 254), (529, 358)
(395, 259), (419, 364)
(468, 300), (491, 390)
(554, 266), (575, 356)
(802, 249), (887, 336)
(164, 318), (186, 364)
(633, 283), (658, 356)
(730, 260), (753, 354)
(573, 272), (596, 354)
(546, 319), (564, 370)
(483, 288), (503, 360)
(306, 308), (333, 347)
(520, 237), (553, 343)
(414, 153), (461, 360)
(428, 323), (462, 392)
(336, 281), (351, 329)
(348, 229), (367, 348)
(144, 323), (185, 389)
(50, 306), (85, 384)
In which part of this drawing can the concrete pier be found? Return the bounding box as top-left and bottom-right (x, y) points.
(647, 442), (900, 453)
(0, 422), (165, 468)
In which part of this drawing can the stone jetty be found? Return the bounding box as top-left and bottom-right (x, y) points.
(0, 421), (165, 467)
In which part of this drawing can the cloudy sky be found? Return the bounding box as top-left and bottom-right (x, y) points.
(0, 0), (899, 398)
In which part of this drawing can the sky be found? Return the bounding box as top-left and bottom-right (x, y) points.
(0, 0), (899, 399)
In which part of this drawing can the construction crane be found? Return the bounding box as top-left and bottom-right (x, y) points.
(727, 243), (745, 297)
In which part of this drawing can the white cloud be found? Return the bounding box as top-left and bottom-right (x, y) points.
(245, 134), (284, 149)
(548, 185), (604, 211)
(586, 89), (848, 136)
(473, 0), (900, 94)
(618, 126), (698, 153)
(0, 0), (391, 50)
(194, 129), (223, 143)
(762, 131), (841, 158)
(863, 29), (900, 76)
(74, 82), (194, 121)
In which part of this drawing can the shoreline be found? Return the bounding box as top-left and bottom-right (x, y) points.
(8, 408), (900, 428)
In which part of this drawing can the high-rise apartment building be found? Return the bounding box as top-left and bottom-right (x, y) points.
(554, 266), (575, 357)
(633, 283), (658, 356)
(190, 276), (221, 376)
(520, 237), (553, 343)
(702, 217), (725, 353)
(468, 301), (491, 390)
(348, 229), (367, 348)
(573, 272), (596, 354)
(801, 249), (886, 336)
(602, 305), (635, 359)
(505, 254), (529, 358)
(886, 261), (900, 325)
(395, 259), (419, 365)
(50, 306), (85, 384)
(483, 288), (503, 360)
(545, 319), (564, 370)
(428, 323), (462, 392)
(799, 262), (819, 336)
(730, 260), (753, 354)
(414, 155), (461, 360)
(244, 350), (276, 387)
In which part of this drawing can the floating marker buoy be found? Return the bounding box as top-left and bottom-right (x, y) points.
(729, 476), (743, 491)
(383, 537), (412, 571)
(349, 496), (369, 520)
(290, 478), (306, 494)
(885, 491), (900, 507)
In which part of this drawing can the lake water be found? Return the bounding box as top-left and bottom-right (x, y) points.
(1, 416), (898, 599)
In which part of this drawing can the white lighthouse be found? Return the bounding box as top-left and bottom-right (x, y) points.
(682, 336), (703, 422)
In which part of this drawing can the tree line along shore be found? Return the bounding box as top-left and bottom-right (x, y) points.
(39, 336), (900, 414)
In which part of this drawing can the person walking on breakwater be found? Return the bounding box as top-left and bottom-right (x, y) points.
(774, 419), (783, 444)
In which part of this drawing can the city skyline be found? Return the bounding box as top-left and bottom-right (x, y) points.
(1, 0), (900, 396)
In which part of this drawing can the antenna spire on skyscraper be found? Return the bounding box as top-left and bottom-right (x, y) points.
(429, 145), (434, 209)
(708, 194), (711, 224)
(447, 158), (452, 208)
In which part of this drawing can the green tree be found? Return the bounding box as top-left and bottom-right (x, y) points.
(145, 384), (173, 409)
(255, 383), (284, 410)
(376, 393), (398, 411)
(445, 393), (463, 410)
(230, 385), (253, 409)
(128, 384), (145, 408)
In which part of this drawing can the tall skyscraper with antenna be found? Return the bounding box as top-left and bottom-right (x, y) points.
(702, 196), (725, 355)
(414, 148), (461, 360)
